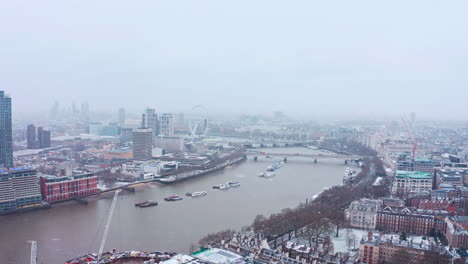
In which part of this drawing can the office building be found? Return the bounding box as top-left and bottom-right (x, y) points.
(397, 157), (434, 173)
(0, 91), (13, 168)
(132, 128), (153, 160)
(392, 170), (433, 195)
(0, 167), (42, 212)
(160, 113), (174, 136)
(40, 173), (99, 202)
(142, 108), (159, 137)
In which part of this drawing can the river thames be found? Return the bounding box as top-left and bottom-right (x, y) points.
(0, 148), (349, 264)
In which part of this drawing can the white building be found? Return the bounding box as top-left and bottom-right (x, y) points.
(345, 198), (383, 229)
(392, 170), (433, 195)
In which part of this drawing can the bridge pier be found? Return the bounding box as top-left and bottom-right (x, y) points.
(254, 156), (258, 161)
(345, 160), (348, 165)
(314, 159), (317, 164)
(284, 157), (287, 163)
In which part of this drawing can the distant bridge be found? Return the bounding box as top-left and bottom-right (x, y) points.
(247, 150), (363, 160)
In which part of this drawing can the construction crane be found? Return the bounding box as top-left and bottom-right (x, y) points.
(402, 116), (418, 161)
(28, 240), (37, 264)
(97, 189), (121, 262)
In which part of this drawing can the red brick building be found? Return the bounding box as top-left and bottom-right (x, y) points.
(40, 173), (99, 202)
(376, 206), (447, 235)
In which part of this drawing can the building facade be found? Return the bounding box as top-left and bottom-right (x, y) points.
(359, 232), (452, 264)
(345, 198), (383, 229)
(39, 173), (99, 202)
(376, 206), (447, 235)
(132, 128), (153, 161)
(142, 108), (159, 137)
(155, 136), (184, 153)
(26, 124), (51, 149)
(0, 168), (42, 212)
(118, 108), (126, 126)
(0, 91), (13, 168)
(436, 168), (467, 188)
(160, 113), (174, 136)
(26, 124), (36, 149)
(397, 158), (434, 173)
(392, 170), (433, 195)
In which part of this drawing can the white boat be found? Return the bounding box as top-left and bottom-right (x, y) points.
(257, 172), (266, 177)
(228, 181), (240, 187)
(263, 172), (276, 178)
(218, 184), (230, 190)
(190, 191), (207, 197)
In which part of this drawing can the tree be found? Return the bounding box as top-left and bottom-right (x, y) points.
(302, 216), (333, 247)
(400, 232), (408, 241)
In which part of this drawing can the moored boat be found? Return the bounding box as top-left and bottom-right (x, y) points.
(257, 172), (266, 177)
(228, 181), (240, 187)
(135, 200), (158, 207)
(139, 200), (158, 207)
(164, 195), (183, 201)
(263, 172), (276, 178)
(218, 184), (230, 190)
(190, 191), (207, 197)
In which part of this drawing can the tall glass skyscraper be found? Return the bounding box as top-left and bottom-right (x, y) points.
(0, 91), (13, 168)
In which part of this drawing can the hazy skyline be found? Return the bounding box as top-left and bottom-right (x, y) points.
(1, 1), (468, 119)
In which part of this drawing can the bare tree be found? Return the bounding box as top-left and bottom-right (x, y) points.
(302, 216), (333, 248)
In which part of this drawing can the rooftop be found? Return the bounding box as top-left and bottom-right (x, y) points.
(395, 170), (432, 179)
(193, 248), (243, 264)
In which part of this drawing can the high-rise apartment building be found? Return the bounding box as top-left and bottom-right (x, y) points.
(118, 108), (126, 126)
(132, 128), (153, 161)
(26, 124), (36, 149)
(142, 108), (159, 137)
(37, 126), (44, 148)
(160, 113), (174, 136)
(26, 124), (51, 149)
(0, 91), (13, 168)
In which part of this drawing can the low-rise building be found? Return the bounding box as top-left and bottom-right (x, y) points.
(103, 148), (133, 160)
(445, 219), (468, 249)
(155, 136), (184, 153)
(376, 206), (447, 235)
(436, 168), (468, 188)
(359, 232), (453, 264)
(39, 173), (99, 202)
(345, 198), (383, 229)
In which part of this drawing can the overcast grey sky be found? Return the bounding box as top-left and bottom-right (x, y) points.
(1, 1), (467, 119)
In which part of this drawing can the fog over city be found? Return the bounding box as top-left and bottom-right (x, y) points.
(2, 1), (468, 119)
